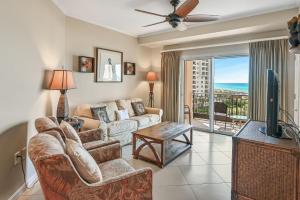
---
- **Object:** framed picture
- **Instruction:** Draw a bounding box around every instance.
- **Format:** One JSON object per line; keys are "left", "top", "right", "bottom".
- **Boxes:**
{"left": 96, "top": 48, "right": 123, "bottom": 82}
{"left": 79, "top": 56, "right": 94, "bottom": 73}
{"left": 124, "top": 62, "right": 136, "bottom": 75}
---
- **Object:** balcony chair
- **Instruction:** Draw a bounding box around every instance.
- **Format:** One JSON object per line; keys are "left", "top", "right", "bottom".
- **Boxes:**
{"left": 214, "top": 102, "right": 230, "bottom": 130}
{"left": 184, "top": 105, "right": 192, "bottom": 125}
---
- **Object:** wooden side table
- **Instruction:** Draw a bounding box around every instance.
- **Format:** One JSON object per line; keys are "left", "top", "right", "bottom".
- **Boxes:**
{"left": 65, "top": 117, "right": 84, "bottom": 132}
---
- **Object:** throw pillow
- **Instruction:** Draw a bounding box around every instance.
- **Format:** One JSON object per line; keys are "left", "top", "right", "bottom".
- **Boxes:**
{"left": 66, "top": 139, "right": 103, "bottom": 183}
{"left": 60, "top": 121, "right": 82, "bottom": 145}
{"left": 116, "top": 109, "right": 130, "bottom": 120}
{"left": 131, "top": 102, "right": 146, "bottom": 116}
{"left": 90, "top": 106, "right": 110, "bottom": 123}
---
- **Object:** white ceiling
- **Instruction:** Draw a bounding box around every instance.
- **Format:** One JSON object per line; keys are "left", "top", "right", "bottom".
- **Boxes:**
{"left": 52, "top": 0, "right": 298, "bottom": 37}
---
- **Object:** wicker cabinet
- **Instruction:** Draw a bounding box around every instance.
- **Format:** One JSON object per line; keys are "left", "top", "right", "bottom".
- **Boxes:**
{"left": 232, "top": 121, "right": 300, "bottom": 200}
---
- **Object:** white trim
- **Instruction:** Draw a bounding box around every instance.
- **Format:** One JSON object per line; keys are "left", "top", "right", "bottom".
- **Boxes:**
{"left": 161, "top": 36, "right": 288, "bottom": 53}
{"left": 7, "top": 175, "right": 38, "bottom": 200}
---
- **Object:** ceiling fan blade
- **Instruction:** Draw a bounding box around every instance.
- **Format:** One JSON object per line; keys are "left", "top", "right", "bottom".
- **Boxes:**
{"left": 175, "top": 0, "right": 199, "bottom": 18}
{"left": 184, "top": 14, "right": 220, "bottom": 22}
{"left": 143, "top": 20, "right": 167, "bottom": 27}
{"left": 135, "top": 9, "right": 167, "bottom": 18}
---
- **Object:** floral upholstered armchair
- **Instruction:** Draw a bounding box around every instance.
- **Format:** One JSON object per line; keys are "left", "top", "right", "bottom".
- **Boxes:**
{"left": 29, "top": 131, "right": 153, "bottom": 200}
{"left": 35, "top": 117, "right": 115, "bottom": 151}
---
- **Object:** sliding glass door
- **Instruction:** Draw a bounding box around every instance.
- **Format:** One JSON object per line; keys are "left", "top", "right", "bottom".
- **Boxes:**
{"left": 184, "top": 56, "right": 249, "bottom": 135}
{"left": 184, "top": 58, "right": 214, "bottom": 132}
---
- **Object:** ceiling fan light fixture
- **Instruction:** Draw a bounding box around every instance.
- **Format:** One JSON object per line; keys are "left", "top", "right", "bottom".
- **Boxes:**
{"left": 176, "top": 22, "right": 187, "bottom": 31}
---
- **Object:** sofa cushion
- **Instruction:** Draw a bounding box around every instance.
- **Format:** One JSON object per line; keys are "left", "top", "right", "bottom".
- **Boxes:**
{"left": 130, "top": 114, "right": 160, "bottom": 128}
{"left": 101, "top": 101, "right": 119, "bottom": 122}
{"left": 98, "top": 158, "right": 134, "bottom": 181}
{"left": 60, "top": 121, "right": 82, "bottom": 145}
{"left": 116, "top": 99, "right": 135, "bottom": 117}
{"left": 107, "top": 120, "right": 137, "bottom": 137}
{"left": 66, "top": 139, "right": 103, "bottom": 183}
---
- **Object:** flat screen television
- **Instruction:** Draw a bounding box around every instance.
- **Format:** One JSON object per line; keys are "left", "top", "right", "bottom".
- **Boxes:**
{"left": 259, "top": 69, "right": 282, "bottom": 138}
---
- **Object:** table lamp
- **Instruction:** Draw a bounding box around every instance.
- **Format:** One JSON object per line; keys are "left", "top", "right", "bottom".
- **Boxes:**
{"left": 146, "top": 71, "right": 158, "bottom": 107}
{"left": 48, "top": 70, "right": 76, "bottom": 122}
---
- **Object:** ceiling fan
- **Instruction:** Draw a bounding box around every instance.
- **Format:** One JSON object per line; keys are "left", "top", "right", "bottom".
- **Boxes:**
{"left": 135, "top": 0, "right": 219, "bottom": 31}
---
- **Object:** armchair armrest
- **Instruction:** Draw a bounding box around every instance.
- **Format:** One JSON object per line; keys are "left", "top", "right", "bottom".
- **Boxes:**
{"left": 145, "top": 107, "right": 163, "bottom": 118}
{"left": 74, "top": 168, "right": 152, "bottom": 200}
{"left": 83, "top": 139, "right": 120, "bottom": 151}
{"left": 78, "top": 128, "right": 108, "bottom": 143}
{"left": 88, "top": 142, "right": 121, "bottom": 163}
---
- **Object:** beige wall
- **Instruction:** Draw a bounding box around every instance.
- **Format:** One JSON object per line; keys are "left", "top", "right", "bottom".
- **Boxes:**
{"left": 0, "top": 0, "right": 65, "bottom": 199}
{"left": 65, "top": 17, "right": 153, "bottom": 110}
{"left": 0, "top": 2, "right": 156, "bottom": 200}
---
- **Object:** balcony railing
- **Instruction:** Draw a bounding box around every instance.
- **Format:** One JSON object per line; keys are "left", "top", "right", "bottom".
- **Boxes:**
{"left": 192, "top": 92, "right": 248, "bottom": 120}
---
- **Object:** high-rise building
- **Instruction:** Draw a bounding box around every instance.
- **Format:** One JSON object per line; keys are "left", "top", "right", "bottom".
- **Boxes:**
{"left": 192, "top": 59, "right": 210, "bottom": 96}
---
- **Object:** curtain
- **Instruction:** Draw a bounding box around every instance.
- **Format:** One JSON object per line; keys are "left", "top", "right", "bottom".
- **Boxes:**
{"left": 161, "top": 51, "right": 180, "bottom": 122}
{"left": 249, "top": 39, "right": 288, "bottom": 121}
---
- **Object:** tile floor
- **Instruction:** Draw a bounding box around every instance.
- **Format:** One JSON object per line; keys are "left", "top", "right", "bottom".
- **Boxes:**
{"left": 18, "top": 131, "right": 232, "bottom": 200}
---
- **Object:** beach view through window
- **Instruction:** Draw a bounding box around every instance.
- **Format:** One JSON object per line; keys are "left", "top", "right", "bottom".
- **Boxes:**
{"left": 214, "top": 56, "right": 249, "bottom": 94}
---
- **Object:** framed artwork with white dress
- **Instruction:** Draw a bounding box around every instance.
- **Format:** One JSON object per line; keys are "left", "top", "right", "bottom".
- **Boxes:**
{"left": 95, "top": 48, "right": 123, "bottom": 82}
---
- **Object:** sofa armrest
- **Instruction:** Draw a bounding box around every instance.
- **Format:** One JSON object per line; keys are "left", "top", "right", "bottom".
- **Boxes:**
{"left": 88, "top": 142, "right": 121, "bottom": 163}
{"left": 79, "top": 168, "right": 152, "bottom": 200}
{"left": 75, "top": 116, "right": 108, "bottom": 131}
{"left": 145, "top": 107, "right": 163, "bottom": 118}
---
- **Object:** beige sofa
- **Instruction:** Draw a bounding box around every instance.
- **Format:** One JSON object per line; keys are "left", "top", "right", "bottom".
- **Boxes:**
{"left": 74, "top": 98, "right": 163, "bottom": 145}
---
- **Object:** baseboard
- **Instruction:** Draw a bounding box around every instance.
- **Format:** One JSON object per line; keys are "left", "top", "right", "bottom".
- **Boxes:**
{"left": 8, "top": 174, "right": 38, "bottom": 200}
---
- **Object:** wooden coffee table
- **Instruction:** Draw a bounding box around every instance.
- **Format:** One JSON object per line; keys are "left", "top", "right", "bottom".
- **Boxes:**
{"left": 132, "top": 122, "right": 193, "bottom": 168}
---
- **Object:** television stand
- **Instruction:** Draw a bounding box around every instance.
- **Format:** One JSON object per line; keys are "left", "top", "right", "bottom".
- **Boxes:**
{"left": 232, "top": 120, "right": 300, "bottom": 200}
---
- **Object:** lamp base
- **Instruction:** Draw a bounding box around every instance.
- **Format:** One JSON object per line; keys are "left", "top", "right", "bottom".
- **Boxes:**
{"left": 148, "top": 82, "right": 155, "bottom": 107}
{"left": 57, "top": 90, "right": 69, "bottom": 123}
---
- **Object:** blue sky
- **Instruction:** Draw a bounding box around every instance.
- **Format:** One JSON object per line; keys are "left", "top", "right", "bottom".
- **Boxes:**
{"left": 214, "top": 56, "right": 249, "bottom": 83}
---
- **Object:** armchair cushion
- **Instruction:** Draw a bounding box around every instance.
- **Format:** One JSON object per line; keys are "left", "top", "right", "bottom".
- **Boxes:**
{"left": 60, "top": 121, "right": 82, "bottom": 145}
{"left": 107, "top": 120, "right": 137, "bottom": 137}
{"left": 66, "top": 139, "right": 103, "bottom": 183}
{"left": 98, "top": 159, "right": 134, "bottom": 181}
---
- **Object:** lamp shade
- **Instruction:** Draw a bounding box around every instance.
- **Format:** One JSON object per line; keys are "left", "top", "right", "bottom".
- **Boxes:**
{"left": 48, "top": 70, "right": 76, "bottom": 90}
{"left": 146, "top": 71, "right": 158, "bottom": 82}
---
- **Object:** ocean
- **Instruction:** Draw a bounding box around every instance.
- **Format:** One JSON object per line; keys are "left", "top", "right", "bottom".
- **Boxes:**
{"left": 214, "top": 83, "right": 249, "bottom": 93}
